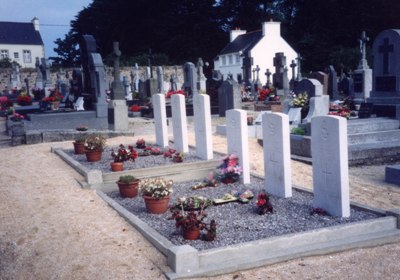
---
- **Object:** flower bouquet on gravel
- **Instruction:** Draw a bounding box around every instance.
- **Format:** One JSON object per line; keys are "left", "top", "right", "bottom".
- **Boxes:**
{"left": 256, "top": 191, "right": 273, "bottom": 215}
{"left": 216, "top": 154, "right": 242, "bottom": 184}
{"left": 140, "top": 178, "right": 173, "bottom": 214}
{"left": 136, "top": 138, "right": 146, "bottom": 149}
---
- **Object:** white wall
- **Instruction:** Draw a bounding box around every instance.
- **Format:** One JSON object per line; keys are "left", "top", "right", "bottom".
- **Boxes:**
{"left": 251, "top": 22, "right": 297, "bottom": 85}
{"left": 215, "top": 52, "right": 243, "bottom": 81}
{"left": 0, "top": 43, "right": 45, "bottom": 68}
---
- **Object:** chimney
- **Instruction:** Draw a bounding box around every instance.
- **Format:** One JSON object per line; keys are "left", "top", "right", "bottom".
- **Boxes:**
{"left": 31, "top": 17, "right": 39, "bottom": 31}
{"left": 230, "top": 27, "right": 246, "bottom": 42}
{"left": 262, "top": 20, "right": 280, "bottom": 37}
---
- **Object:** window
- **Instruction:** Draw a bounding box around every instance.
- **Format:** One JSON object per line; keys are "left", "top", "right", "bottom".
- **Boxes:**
{"left": 23, "top": 50, "right": 31, "bottom": 63}
{"left": 0, "top": 50, "right": 9, "bottom": 59}
{"left": 14, "top": 52, "right": 19, "bottom": 59}
{"left": 228, "top": 55, "right": 233, "bottom": 65}
{"left": 236, "top": 54, "right": 241, "bottom": 64}
{"left": 222, "top": 56, "right": 226, "bottom": 66}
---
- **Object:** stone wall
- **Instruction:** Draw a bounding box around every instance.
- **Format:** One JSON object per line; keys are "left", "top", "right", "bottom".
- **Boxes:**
{"left": 0, "top": 66, "right": 184, "bottom": 93}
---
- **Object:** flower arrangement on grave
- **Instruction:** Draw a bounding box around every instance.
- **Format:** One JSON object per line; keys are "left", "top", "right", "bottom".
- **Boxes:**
{"left": 84, "top": 134, "right": 106, "bottom": 151}
{"left": 165, "top": 89, "right": 186, "bottom": 99}
{"left": 111, "top": 144, "right": 138, "bottom": 163}
{"left": 256, "top": 191, "right": 273, "bottom": 215}
{"left": 136, "top": 138, "right": 146, "bottom": 149}
{"left": 172, "top": 151, "right": 184, "bottom": 163}
{"left": 163, "top": 148, "right": 176, "bottom": 158}
{"left": 9, "top": 113, "right": 24, "bottom": 122}
{"left": 216, "top": 154, "right": 242, "bottom": 184}
{"left": 116, "top": 175, "right": 140, "bottom": 198}
{"left": 169, "top": 198, "right": 217, "bottom": 241}
{"left": 139, "top": 178, "right": 173, "bottom": 200}
{"left": 0, "top": 96, "right": 13, "bottom": 112}
{"left": 17, "top": 93, "right": 32, "bottom": 106}
{"left": 137, "top": 146, "right": 152, "bottom": 156}
{"left": 130, "top": 105, "right": 141, "bottom": 112}
{"left": 291, "top": 92, "right": 309, "bottom": 109}
{"left": 328, "top": 102, "right": 351, "bottom": 119}
{"left": 171, "top": 196, "right": 213, "bottom": 211}
{"left": 150, "top": 147, "right": 163, "bottom": 155}
{"left": 42, "top": 89, "right": 64, "bottom": 103}
{"left": 258, "top": 87, "right": 277, "bottom": 102}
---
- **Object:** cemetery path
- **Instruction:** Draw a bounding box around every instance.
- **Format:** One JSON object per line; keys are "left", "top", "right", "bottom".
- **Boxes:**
{"left": 0, "top": 122, "right": 399, "bottom": 280}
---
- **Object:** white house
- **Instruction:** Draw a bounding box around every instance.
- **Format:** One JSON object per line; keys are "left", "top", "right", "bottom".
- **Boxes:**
{"left": 0, "top": 17, "right": 45, "bottom": 68}
{"left": 214, "top": 21, "right": 298, "bottom": 85}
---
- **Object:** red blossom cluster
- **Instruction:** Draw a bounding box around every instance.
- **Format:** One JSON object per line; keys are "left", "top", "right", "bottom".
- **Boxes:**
{"left": 256, "top": 191, "right": 273, "bottom": 215}
{"left": 166, "top": 90, "right": 186, "bottom": 99}
{"left": 111, "top": 144, "right": 138, "bottom": 163}
{"left": 130, "top": 105, "right": 141, "bottom": 112}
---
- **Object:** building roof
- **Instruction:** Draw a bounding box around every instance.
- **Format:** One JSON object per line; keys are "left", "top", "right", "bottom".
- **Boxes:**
{"left": 219, "top": 30, "right": 263, "bottom": 55}
{"left": 0, "top": 21, "right": 43, "bottom": 45}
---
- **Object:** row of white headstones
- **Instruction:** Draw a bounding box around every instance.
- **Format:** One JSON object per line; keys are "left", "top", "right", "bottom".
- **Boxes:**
{"left": 152, "top": 93, "right": 350, "bottom": 218}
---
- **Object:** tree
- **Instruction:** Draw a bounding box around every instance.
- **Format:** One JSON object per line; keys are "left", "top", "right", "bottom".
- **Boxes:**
{"left": 50, "top": 31, "right": 81, "bottom": 67}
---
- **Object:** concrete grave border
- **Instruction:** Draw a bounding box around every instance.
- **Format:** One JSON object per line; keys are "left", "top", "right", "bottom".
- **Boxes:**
{"left": 97, "top": 180, "right": 400, "bottom": 280}
{"left": 52, "top": 145, "right": 221, "bottom": 189}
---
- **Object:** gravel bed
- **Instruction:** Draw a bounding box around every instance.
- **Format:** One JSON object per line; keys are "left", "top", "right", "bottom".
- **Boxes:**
{"left": 106, "top": 176, "right": 381, "bottom": 251}
{"left": 64, "top": 143, "right": 223, "bottom": 172}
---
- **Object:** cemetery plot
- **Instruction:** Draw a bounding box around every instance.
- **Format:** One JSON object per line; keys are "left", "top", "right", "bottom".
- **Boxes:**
{"left": 105, "top": 176, "right": 381, "bottom": 250}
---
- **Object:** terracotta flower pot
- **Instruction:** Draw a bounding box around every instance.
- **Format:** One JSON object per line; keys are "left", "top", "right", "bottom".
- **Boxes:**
{"left": 50, "top": 101, "right": 60, "bottom": 111}
{"left": 117, "top": 180, "right": 139, "bottom": 198}
{"left": 85, "top": 149, "right": 102, "bottom": 162}
{"left": 143, "top": 196, "right": 170, "bottom": 214}
{"left": 111, "top": 162, "right": 124, "bottom": 172}
{"left": 73, "top": 142, "right": 86, "bottom": 154}
{"left": 182, "top": 227, "right": 200, "bottom": 240}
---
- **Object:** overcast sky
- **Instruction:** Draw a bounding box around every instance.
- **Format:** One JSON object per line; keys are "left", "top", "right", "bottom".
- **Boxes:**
{"left": 0, "top": 0, "right": 93, "bottom": 58}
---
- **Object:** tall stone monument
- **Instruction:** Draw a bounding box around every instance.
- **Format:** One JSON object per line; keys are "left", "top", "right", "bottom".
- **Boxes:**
{"left": 108, "top": 42, "right": 128, "bottom": 131}
{"left": 353, "top": 31, "right": 373, "bottom": 104}
{"left": 367, "top": 29, "right": 400, "bottom": 119}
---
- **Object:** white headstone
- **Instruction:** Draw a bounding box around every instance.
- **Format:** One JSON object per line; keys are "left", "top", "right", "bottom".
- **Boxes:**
{"left": 171, "top": 94, "right": 189, "bottom": 153}
{"left": 262, "top": 112, "right": 292, "bottom": 197}
{"left": 193, "top": 94, "right": 213, "bottom": 160}
{"left": 311, "top": 115, "right": 350, "bottom": 217}
{"left": 152, "top": 94, "right": 169, "bottom": 147}
{"left": 226, "top": 109, "right": 250, "bottom": 184}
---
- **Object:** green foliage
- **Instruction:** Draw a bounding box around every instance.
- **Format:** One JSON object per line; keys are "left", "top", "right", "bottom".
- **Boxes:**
{"left": 291, "top": 127, "right": 305, "bottom": 135}
{"left": 118, "top": 175, "right": 138, "bottom": 183}
{"left": 50, "top": 31, "right": 81, "bottom": 67}
{"left": 0, "top": 58, "right": 12, "bottom": 68}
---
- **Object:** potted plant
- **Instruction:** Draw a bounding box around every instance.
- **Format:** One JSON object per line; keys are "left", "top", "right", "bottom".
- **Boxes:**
{"left": 73, "top": 135, "right": 86, "bottom": 154}
{"left": 169, "top": 198, "right": 216, "bottom": 241}
{"left": 139, "top": 178, "right": 173, "bottom": 214}
{"left": 110, "top": 144, "right": 138, "bottom": 171}
{"left": 116, "top": 175, "right": 140, "bottom": 198}
{"left": 136, "top": 138, "right": 146, "bottom": 149}
{"left": 216, "top": 154, "right": 242, "bottom": 184}
{"left": 84, "top": 134, "right": 106, "bottom": 162}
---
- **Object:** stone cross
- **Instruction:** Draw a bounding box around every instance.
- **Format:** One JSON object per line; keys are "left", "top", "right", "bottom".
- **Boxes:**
{"left": 290, "top": 60, "right": 297, "bottom": 81}
{"left": 252, "top": 68, "right": 256, "bottom": 83}
{"left": 112, "top": 42, "right": 122, "bottom": 82}
{"left": 255, "top": 65, "right": 260, "bottom": 84}
{"left": 358, "top": 31, "right": 370, "bottom": 69}
{"left": 378, "top": 38, "right": 393, "bottom": 74}
{"left": 196, "top": 57, "right": 205, "bottom": 79}
{"left": 265, "top": 69, "right": 271, "bottom": 87}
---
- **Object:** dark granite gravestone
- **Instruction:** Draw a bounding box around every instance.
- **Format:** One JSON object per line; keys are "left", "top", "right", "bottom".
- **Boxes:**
{"left": 326, "top": 65, "right": 339, "bottom": 101}
{"left": 272, "top": 52, "right": 286, "bottom": 89}
{"left": 309, "top": 71, "right": 328, "bottom": 96}
{"left": 183, "top": 62, "right": 198, "bottom": 96}
{"left": 218, "top": 78, "right": 241, "bottom": 117}
{"left": 80, "top": 35, "right": 97, "bottom": 95}
{"left": 367, "top": 29, "right": 400, "bottom": 119}
{"left": 358, "top": 102, "right": 373, "bottom": 118}
{"left": 206, "top": 70, "right": 223, "bottom": 106}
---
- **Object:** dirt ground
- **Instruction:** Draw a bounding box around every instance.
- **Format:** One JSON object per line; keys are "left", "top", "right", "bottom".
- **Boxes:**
{"left": 1, "top": 121, "right": 399, "bottom": 280}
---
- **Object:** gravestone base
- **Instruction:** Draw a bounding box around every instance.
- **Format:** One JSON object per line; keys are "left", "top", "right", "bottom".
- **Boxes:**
{"left": 369, "top": 104, "right": 400, "bottom": 119}
{"left": 109, "top": 100, "right": 128, "bottom": 131}
{"left": 385, "top": 165, "right": 400, "bottom": 185}
{"left": 95, "top": 102, "right": 108, "bottom": 118}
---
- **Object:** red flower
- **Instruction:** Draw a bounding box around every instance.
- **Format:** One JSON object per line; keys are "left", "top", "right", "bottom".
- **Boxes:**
{"left": 130, "top": 105, "right": 141, "bottom": 112}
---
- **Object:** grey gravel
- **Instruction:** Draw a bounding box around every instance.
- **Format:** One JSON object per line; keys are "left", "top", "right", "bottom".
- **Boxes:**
{"left": 64, "top": 143, "right": 223, "bottom": 172}
{"left": 106, "top": 177, "right": 380, "bottom": 251}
